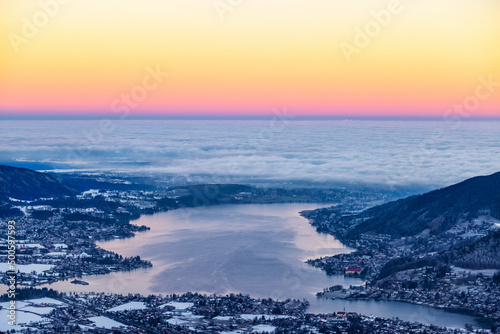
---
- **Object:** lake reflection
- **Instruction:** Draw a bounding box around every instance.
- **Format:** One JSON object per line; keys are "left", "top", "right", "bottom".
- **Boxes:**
{"left": 41, "top": 203, "right": 489, "bottom": 329}
{"left": 97, "top": 203, "right": 359, "bottom": 299}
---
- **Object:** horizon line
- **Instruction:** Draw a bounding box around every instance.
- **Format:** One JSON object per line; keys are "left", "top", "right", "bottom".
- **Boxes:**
{"left": 0, "top": 114, "right": 499, "bottom": 121}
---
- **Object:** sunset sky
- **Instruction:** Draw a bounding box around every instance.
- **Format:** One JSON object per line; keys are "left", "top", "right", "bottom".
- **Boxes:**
{"left": 1, "top": 0, "right": 499, "bottom": 118}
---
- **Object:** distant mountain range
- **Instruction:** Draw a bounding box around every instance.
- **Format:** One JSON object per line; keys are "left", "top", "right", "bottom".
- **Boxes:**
{"left": 0, "top": 165, "right": 75, "bottom": 201}
{"left": 345, "top": 171, "right": 500, "bottom": 239}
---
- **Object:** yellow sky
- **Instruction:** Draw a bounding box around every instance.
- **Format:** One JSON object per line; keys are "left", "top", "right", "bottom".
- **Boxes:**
{"left": 1, "top": 0, "right": 499, "bottom": 116}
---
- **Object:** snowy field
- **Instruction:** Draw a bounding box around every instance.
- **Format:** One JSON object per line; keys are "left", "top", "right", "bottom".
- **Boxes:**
{"left": 252, "top": 324, "right": 276, "bottom": 333}
{"left": 107, "top": 301, "right": 147, "bottom": 312}
{"left": 161, "top": 301, "right": 194, "bottom": 310}
{"left": 452, "top": 266, "right": 499, "bottom": 277}
{"left": 240, "top": 314, "right": 295, "bottom": 320}
{"left": 87, "top": 316, "right": 126, "bottom": 329}
{"left": 0, "top": 298, "right": 65, "bottom": 331}
{"left": 0, "top": 263, "right": 55, "bottom": 274}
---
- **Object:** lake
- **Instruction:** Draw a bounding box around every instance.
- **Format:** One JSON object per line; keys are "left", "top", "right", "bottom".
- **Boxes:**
{"left": 42, "top": 203, "right": 489, "bottom": 328}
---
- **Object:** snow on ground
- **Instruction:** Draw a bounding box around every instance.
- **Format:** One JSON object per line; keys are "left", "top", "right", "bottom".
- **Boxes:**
{"left": 452, "top": 266, "right": 499, "bottom": 277}
{"left": 161, "top": 302, "right": 194, "bottom": 310}
{"left": 0, "top": 321, "right": 26, "bottom": 332}
{"left": 252, "top": 324, "right": 276, "bottom": 333}
{"left": 88, "top": 316, "right": 127, "bottom": 329}
{"left": 166, "top": 318, "right": 188, "bottom": 325}
{"left": 473, "top": 216, "right": 500, "bottom": 229}
{"left": 0, "top": 309, "right": 48, "bottom": 331}
{"left": 0, "top": 263, "right": 55, "bottom": 274}
{"left": 214, "top": 315, "right": 234, "bottom": 321}
{"left": 107, "top": 301, "right": 147, "bottom": 312}
{"left": 16, "top": 311, "right": 47, "bottom": 324}
{"left": 20, "top": 306, "right": 55, "bottom": 315}
{"left": 78, "top": 294, "right": 98, "bottom": 299}
{"left": 240, "top": 314, "right": 294, "bottom": 320}
{"left": 0, "top": 298, "right": 65, "bottom": 311}
{"left": 13, "top": 206, "right": 28, "bottom": 216}
{"left": 164, "top": 312, "right": 204, "bottom": 327}
{"left": 46, "top": 252, "right": 67, "bottom": 257}
{"left": 0, "top": 298, "right": 66, "bottom": 331}
{"left": 18, "top": 243, "right": 45, "bottom": 249}
{"left": 25, "top": 298, "right": 66, "bottom": 306}
{"left": 460, "top": 232, "right": 486, "bottom": 238}
{"left": 81, "top": 189, "right": 101, "bottom": 197}
{"left": 0, "top": 308, "right": 27, "bottom": 331}
{"left": 0, "top": 301, "right": 24, "bottom": 309}
{"left": 181, "top": 312, "right": 204, "bottom": 319}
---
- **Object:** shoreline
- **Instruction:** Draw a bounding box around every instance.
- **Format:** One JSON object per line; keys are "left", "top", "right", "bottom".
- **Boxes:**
{"left": 2, "top": 201, "right": 493, "bottom": 330}
{"left": 301, "top": 210, "right": 500, "bottom": 324}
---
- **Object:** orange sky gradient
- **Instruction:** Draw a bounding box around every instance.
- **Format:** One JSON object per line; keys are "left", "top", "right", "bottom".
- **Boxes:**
{"left": 1, "top": 0, "right": 499, "bottom": 118}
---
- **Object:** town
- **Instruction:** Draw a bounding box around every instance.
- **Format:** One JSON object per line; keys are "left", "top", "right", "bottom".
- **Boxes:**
{"left": 304, "top": 199, "right": 500, "bottom": 328}
{"left": 0, "top": 175, "right": 383, "bottom": 287}
{"left": 1, "top": 170, "right": 499, "bottom": 333}
{"left": 0, "top": 288, "right": 495, "bottom": 333}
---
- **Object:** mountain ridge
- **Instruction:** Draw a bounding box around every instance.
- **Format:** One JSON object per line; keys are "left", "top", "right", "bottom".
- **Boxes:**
{"left": 345, "top": 171, "right": 500, "bottom": 239}
{"left": 0, "top": 165, "right": 76, "bottom": 201}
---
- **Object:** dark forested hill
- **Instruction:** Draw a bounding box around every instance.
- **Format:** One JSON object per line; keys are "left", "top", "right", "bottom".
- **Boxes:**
{"left": 451, "top": 229, "right": 500, "bottom": 269}
{"left": 345, "top": 172, "right": 500, "bottom": 239}
{"left": 0, "top": 165, "right": 76, "bottom": 200}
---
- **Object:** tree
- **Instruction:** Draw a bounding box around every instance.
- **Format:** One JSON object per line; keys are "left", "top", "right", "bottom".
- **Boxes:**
{"left": 493, "top": 271, "right": 500, "bottom": 284}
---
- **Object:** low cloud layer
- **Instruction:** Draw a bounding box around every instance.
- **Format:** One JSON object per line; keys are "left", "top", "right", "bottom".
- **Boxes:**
{"left": 1, "top": 119, "right": 499, "bottom": 191}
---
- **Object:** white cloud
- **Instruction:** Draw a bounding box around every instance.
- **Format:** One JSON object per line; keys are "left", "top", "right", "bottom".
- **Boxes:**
{"left": 1, "top": 119, "right": 499, "bottom": 190}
